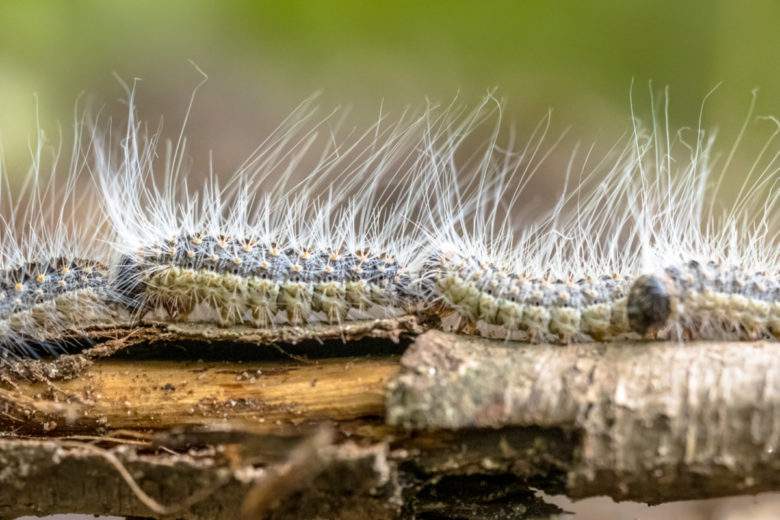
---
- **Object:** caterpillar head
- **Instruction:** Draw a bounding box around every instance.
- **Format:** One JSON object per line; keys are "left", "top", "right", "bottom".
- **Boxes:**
{"left": 627, "top": 274, "right": 675, "bottom": 336}
{"left": 111, "top": 254, "right": 147, "bottom": 309}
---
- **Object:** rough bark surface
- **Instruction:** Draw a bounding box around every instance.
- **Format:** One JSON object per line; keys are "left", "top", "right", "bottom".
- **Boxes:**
{"left": 0, "top": 323, "right": 778, "bottom": 518}
{"left": 388, "top": 330, "right": 780, "bottom": 502}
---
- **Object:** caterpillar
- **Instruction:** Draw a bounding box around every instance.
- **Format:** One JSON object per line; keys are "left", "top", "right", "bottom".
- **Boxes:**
{"left": 622, "top": 96, "right": 780, "bottom": 341}
{"left": 115, "top": 234, "right": 415, "bottom": 326}
{"left": 419, "top": 92, "right": 779, "bottom": 343}
{"left": 0, "top": 112, "right": 127, "bottom": 359}
{"left": 94, "top": 92, "right": 436, "bottom": 330}
{"left": 421, "top": 252, "right": 634, "bottom": 343}
{"left": 0, "top": 89, "right": 777, "bottom": 360}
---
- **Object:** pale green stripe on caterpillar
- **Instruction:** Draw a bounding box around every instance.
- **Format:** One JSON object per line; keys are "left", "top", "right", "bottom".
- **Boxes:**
{"left": 627, "top": 260, "right": 780, "bottom": 340}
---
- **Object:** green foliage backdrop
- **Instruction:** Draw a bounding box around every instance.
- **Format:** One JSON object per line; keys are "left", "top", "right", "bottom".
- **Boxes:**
{"left": 0, "top": 0, "right": 777, "bottom": 191}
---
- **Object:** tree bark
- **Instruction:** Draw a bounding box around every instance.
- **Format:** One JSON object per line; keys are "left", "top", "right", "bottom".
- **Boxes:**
{"left": 0, "top": 321, "right": 778, "bottom": 518}
{"left": 388, "top": 331, "right": 780, "bottom": 503}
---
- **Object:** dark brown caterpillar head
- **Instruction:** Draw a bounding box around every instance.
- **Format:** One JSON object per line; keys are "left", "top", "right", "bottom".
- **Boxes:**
{"left": 627, "top": 274, "right": 673, "bottom": 335}
{"left": 112, "top": 254, "right": 147, "bottom": 309}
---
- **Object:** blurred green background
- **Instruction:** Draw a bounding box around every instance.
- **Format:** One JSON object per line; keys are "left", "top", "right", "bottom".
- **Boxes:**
{"left": 0, "top": 0, "right": 778, "bottom": 187}
{"left": 2, "top": 5, "right": 776, "bottom": 517}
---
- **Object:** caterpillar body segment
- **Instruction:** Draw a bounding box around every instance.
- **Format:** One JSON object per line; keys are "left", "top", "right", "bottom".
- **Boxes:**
{"left": 0, "top": 258, "right": 125, "bottom": 358}
{"left": 628, "top": 260, "right": 780, "bottom": 340}
{"left": 422, "top": 252, "right": 636, "bottom": 343}
{"left": 0, "top": 106, "right": 126, "bottom": 359}
{"left": 0, "top": 258, "right": 108, "bottom": 318}
{"left": 115, "top": 233, "right": 419, "bottom": 327}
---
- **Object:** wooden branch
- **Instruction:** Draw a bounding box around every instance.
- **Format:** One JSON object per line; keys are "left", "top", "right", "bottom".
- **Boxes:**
{"left": 0, "top": 315, "right": 423, "bottom": 381}
{"left": 1, "top": 356, "right": 398, "bottom": 432}
{"left": 0, "top": 434, "right": 401, "bottom": 520}
{"left": 1, "top": 324, "right": 779, "bottom": 518}
{"left": 387, "top": 331, "right": 780, "bottom": 503}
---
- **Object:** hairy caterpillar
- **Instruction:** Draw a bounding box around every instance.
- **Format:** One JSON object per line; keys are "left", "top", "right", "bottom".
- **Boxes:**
{"left": 0, "top": 113, "right": 126, "bottom": 359}
{"left": 0, "top": 89, "right": 777, "bottom": 359}
{"left": 116, "top": 234, "right": 414, "bottom": 326}
{"left": 0, "top": 258, "right": 112, "bottom": 334}
{"left": 419, "top": 93, "right": 779, "bottom": 343}
{"left": 95, "top": 92, "right": 436, "bottom": 330}
{"left": 421, "top": 252, "right": 634, "bottom": 343}
{"left": 622, "top": 95, "right": 780, "bottom": 341}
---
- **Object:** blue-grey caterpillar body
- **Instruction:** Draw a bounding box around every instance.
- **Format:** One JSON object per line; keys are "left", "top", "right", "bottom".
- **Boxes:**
{"left": 0, "top": 258, "right": 121, "bottom": 357}
{"left": 116, "top": 232, "right": 417, "bottom": 327}
{"left": 421, "top": 252, "right": 635, "bottom": 343}
{"left": 627, "top": 260, "right": 780, "bottom": 340}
